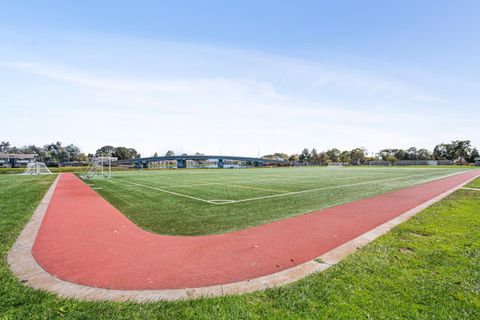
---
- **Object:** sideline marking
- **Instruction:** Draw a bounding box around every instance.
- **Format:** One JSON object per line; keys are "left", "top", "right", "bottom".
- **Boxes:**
{"left": 118, "top": 179, "right": 215, "bottom": 204}
{"left": 461, "top": 187, "right": 480, "bottom": 191}
{"left": 216, "top": 170, "right": 467, "bottom": 205}
{"left": 115, "top": 169, "right": 466, "bottom": 205}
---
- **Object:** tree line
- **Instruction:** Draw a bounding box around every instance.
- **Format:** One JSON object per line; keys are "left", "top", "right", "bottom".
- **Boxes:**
{"left": 263, "top": 140, "right": 479, "bottom": 165}
{"left": 2, "top": 139, "right": 478, "bottom": 165}
{"left": 0, "top": 141, "right": 141, "bottom": 163}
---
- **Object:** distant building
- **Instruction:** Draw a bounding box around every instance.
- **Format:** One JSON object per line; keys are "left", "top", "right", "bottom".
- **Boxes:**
{"left": 475, "top": 158, "right": 480, "bottom": 166}
{"left": 0, "top": 153, "right": 36, "bottom": 167}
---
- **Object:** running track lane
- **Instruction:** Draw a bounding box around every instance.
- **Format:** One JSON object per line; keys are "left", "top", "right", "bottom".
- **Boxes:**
{"left": 32, "top": 171, "right": 479, "bottom": 290}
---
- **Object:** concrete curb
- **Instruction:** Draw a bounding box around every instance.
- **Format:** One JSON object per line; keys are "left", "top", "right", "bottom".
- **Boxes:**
{"left": 7, "top": 172, "right": 479, "bottom": 302}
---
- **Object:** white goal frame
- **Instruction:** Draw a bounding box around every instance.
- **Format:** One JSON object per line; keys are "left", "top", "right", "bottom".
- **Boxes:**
{"left": 21, "top": 162, "right": 52, "bottom": 175}
{"left": 328, "top": 162, "right": 345, "bottom": 168}
{"left": 81, "top": 156, "right": 117, "bottom": 179}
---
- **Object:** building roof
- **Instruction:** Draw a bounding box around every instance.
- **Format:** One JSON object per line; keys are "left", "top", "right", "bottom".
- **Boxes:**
{"left": 0, "top": 153, "right": 36, "bottom": 159}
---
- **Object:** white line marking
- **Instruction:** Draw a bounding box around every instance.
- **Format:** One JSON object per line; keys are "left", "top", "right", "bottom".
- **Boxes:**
{"left": 116, "top": 169, "right": 469, "bottom": 205}
{"left": 208, "top": 199, "right": 237, "bottom": 204}
{"left": 214, "top": 170, "right": 468, "bottom": 205}
{"left": 461, "top": 187, "right": 480, "bottom": 191}
{"left": 116, "top": 179, "right": 215, "bottom": 204}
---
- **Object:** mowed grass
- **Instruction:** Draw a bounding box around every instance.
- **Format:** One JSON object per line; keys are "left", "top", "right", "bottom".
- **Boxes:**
{"left": 1, "top": 174, "right": 479, "bottom": 319}
{"left": 87, "top": 166, "right": 473, "bottom": 235}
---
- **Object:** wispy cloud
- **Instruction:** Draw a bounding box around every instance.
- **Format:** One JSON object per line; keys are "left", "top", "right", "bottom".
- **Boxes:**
{"left": 0, "top": 36, "right": 474, "bottom": 155}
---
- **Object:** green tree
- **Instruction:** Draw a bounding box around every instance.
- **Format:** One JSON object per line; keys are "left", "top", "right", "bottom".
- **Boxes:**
{"left": 326, "top": 148, "right": 341, "bottom": 162}
{"left": 417, "top": 148, "right": 432, "bottom": 160}
{"left": 450, "top": 140, "right": 471, "bottom": 163}
{"left": 318, "top": 151, "right": 329, "bottom": 165}
{"left": 165, "top": 150, "right": 175, "bottom": 157}
{"left": 0, "top": 141, "right": 10, "bottom": 152}
{"left": 433, "top": 143, "right": 450, "bottom": 160}
{"left": 406, "top": 147, "right": 418, "bottom": 160}
{"left": 299, "top": 148, "right": 311, "bottom": 164}
{"left": 339, "top": 150, "right": 351, "bottom": 164}
{"left": 288, "top": 154, "right": 300, "bottom": 162}
{"left": 393, "top": 149, "right": 406, "bottom": 161}
{"left": 378, "top": 149, "right": 397, "bottom": 162}
{"left": 469, "top": 148, "right": 479, "bottom": 163}
{"left": 95, "top": 145, "right": 115, "bottom": 157}
{"left": 310, "top": 149, "right": 320, "bottom": 165}
{"left": 350, "top": 148, "right": 366, "bottom": 165}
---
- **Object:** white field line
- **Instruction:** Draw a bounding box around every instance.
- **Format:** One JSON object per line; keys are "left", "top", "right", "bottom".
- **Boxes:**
{"left": 114, "top": 168, "right": 457, "bottom": 188}
{"left": 461, "top": 187, "right": 480, "bottom": 191}
{"left": 118, "top": 179, "right": 215, "bottom": 204}
{"left": 215, "top": 183, "right": 290, "bottom": 193}
{"left": 115, "top": 169, "right": 467, "bottom": 205}
{"left": 162, "top": 170, "right": 455, "bottom": 188}
{"left": 214, "top": 169, "right": 468, "bottom": 205}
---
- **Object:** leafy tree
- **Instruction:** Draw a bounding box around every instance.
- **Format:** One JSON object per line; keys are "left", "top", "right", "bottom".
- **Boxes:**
{"left": 153, "top": 152, "right": 158, "bottom": 157}
{"left": 165, "top": 150, "right": 175, "bottom": 157}
{"left": 299, "top": 148, "right": 311, "bottom": 164}
{"left": 318, "top": 151, "right": 329, "bottom": 165}
{"left": 469, "top": 148, "right": 479, "bottom": 163}
{"left": 378, "top": 149, "right": 397, "bottom": 162}
{"left": 350, "top": 148, "right": 366, "bottom": 164}
{"left": 339, "top": 150, "right": 351, "bottom": 164}
{"left": 450, "top": 140, "right": 471, "bottom": 163}
{"left": 310, "top": 149, "right": 320, "bottom": 165}
{"left": 288, "top": 154, "right": 300, "bottom": 162}
{"left": 406, "top": 147, "right": 418, "bottom": 160}
{"left": 433, "top": 143, "right": 450, "bottom": 160}
{"left": 417, "top": 148, "right": 432, "bottom": 160}
{"left": 326, "top": 148, "right": 341, "bottom": 162}
{"left": 95, "top": 145, "right": 139, "bottom": 160}
{"left": 0, "top": 141, "right": 10, "bottom": 152}
{"left": 95, "top": 145, "right": 115, "bottom": 156}
{"left": 393, "top": 149, "right": 406, "bottom": 161}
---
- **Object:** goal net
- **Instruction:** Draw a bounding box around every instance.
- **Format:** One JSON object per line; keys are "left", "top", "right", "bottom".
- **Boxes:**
{"left": 328, "top": 162, "right": 344, "bottom": 167}
{"left": 81, "top": 156, "right": 117, "bottom": 179}
{"left": 21, "top": 162, "right": 52, "bottom": 175}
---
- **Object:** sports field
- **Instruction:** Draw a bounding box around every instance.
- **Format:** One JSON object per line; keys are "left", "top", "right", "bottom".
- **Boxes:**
{"left": 87, "top": 166, "right": 473, "bottom": 235}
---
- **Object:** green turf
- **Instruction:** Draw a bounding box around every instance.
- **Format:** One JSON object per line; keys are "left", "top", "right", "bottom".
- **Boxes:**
{"left": 86, "top": 166, "right": 475, "bottom": 235}
{"left": 1, "top": 174, "right": 479, "bottom": 319}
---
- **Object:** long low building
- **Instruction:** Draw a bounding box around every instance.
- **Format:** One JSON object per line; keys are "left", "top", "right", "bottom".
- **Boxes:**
{"left": 118, "top": 155, "right": 284, "bottom": 169}
{"left": 0, "top": 153, "right": 36, "bottom": 167}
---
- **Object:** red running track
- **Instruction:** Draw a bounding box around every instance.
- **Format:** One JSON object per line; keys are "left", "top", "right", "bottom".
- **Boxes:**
{"left": 32, "top": 171, "right": 479, "bottom": 290}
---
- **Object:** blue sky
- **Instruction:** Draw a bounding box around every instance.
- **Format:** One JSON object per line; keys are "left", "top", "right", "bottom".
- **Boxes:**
{"left": 1, "top": 1, "right": 478, "bottom": 156}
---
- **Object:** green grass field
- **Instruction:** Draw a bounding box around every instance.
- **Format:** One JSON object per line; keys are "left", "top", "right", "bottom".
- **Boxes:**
{"left": 1, "top": 173, "right": 479, "bottom": 319}
{"left": 87, "top": 166, "right": 473, "bottom": 235}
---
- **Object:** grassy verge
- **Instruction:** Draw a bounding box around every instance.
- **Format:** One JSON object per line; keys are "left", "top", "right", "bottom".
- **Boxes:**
{"left": 1, "top": 175, "right": 479, "bottom": 319}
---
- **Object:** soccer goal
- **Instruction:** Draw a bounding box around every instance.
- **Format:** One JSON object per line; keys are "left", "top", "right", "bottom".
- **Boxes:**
{"left": 21, "top": 162, "right": 52, "bottom": 175}
{"left": 81, "top": 156, "right": 117, "bottom": 179}
{"left": 328, "top": 162, "right": 344, "bottom": 168}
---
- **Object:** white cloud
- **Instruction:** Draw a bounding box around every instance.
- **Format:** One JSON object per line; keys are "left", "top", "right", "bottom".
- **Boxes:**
{"left": 0, "top": 37, "right": 477, "bottom": 156}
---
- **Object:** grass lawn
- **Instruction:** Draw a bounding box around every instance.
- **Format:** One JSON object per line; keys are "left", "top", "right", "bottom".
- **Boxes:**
{"left": 87, "top": 166, "right": 473, "bottom": 235}
{"left": 0, "top": 174, "right": 479, "bottom": 319}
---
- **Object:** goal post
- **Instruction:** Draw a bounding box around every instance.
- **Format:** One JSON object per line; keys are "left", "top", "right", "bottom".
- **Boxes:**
{"left": 21, "top": 162, "right": 52, "bottom": 175}
{"left": 328, "top": 162, "right": 344, "bottom": 168}
{"left": 81, "top": 156, "right": 117, "bottom": 179}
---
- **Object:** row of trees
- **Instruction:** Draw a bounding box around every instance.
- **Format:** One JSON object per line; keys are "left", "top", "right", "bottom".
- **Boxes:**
{"left": 379, "top": 141, "right": 478, "bottom": 163}
{"left": 0, "top": 141, "right": 87, "bottom": 162}
{"left": 95, "top": 146, "right": 141, "bottom": 160}
{"left": 0, "top": 142, "right": 141, "bottom": 162}
{"left": 263, "top": 140, "right": 478, "bottom": 165}
{"left": 263, "top": 147, "right": 369, "bottom": 165}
